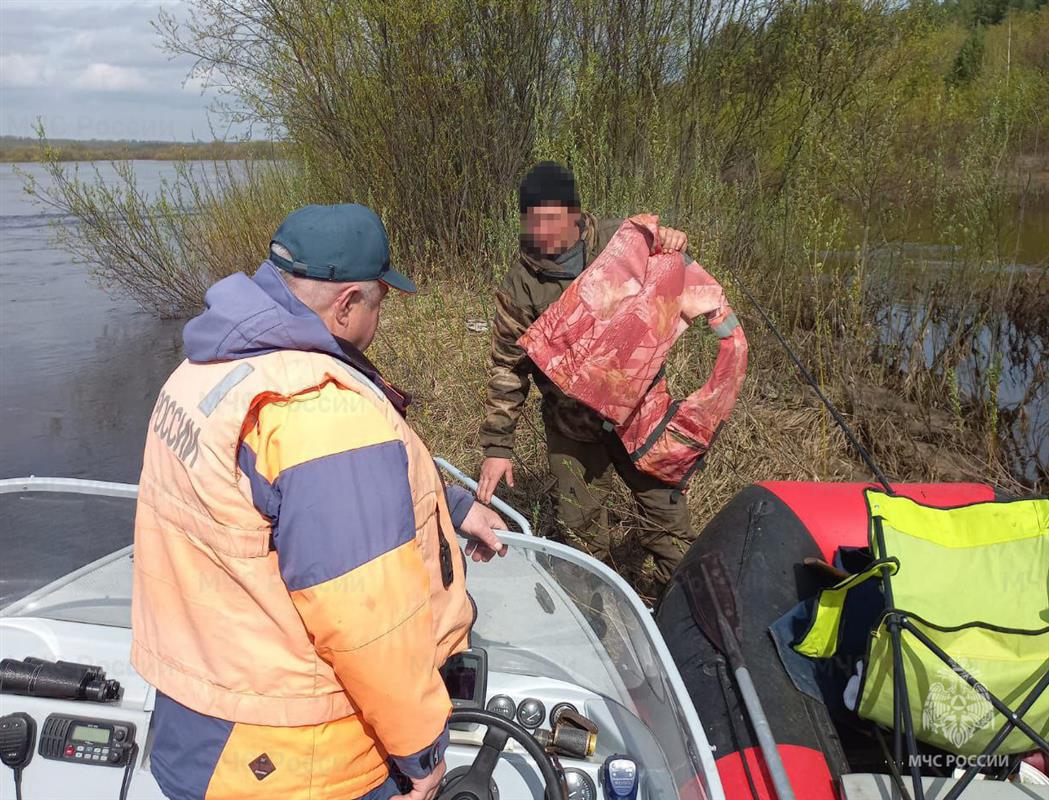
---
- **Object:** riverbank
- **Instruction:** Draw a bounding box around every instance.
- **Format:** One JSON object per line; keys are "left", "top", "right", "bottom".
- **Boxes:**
{"left": 0, "top": 136, "right": 277, "bottom": 163}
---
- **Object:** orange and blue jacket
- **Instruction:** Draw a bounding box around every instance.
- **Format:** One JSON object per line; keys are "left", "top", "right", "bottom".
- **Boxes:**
{"left": 130, "top": 261, "right": 475, "bottom": 800}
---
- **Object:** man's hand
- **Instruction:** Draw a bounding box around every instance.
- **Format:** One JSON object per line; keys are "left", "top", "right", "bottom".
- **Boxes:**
{"left": 477, "top": 456, "right": 513, "bottom": 503}
{"left": 394, "top": 760, "right": 447, "bottom": 800}
{"left": 459, "top": 501, "right": 508, "bottom": 562}
{"left": 657, "top": 226, "right": 688, "bottom": 253}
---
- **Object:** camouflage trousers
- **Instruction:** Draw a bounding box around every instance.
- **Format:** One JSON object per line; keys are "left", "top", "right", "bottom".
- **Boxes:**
{"left": 545, "top": 426, "right": 696, "bottom": 589}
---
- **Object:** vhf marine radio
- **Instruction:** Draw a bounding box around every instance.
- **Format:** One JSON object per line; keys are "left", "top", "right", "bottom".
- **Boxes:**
{"left": 38, "top": 714, "right": 136, "bottom": 767}
{"left": 1, "top": 658, "right": 139, "bottom": 800}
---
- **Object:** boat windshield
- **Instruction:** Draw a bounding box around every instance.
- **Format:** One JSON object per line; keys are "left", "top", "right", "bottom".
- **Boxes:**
{"left": 0, "top": 487, "right": 136, "bottom": 611}
{"left": 1, "top": 485, "right": 715, "bottom": 800}
{"left": 470, "top": 538, "right": 713, "bottom": 799}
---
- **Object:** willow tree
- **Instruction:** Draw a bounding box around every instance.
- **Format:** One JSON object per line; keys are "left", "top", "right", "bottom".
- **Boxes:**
{"left": 156, "top": 0, "right": 566, "bottom": 270}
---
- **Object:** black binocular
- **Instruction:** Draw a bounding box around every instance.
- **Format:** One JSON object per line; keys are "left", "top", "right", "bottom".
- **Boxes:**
{"left": 0, "top": 657, "right": 121, "bottom": 703}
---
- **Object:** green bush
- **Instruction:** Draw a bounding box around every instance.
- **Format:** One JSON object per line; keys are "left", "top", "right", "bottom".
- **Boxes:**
{"left": 949, "top": 25, "right": 987, "bottom": 86}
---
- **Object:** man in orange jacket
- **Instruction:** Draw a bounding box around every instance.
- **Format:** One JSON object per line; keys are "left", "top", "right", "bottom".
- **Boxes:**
{"left": 132, "top": 204, "right": 506, "bottom": 800}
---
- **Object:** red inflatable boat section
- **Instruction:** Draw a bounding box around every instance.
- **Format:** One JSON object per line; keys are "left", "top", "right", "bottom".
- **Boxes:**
{"left": 758, "top": 481, "right": 994, "bottom": 562}
{"left": 716, "top": 745, "right": 836, "bottom": 799}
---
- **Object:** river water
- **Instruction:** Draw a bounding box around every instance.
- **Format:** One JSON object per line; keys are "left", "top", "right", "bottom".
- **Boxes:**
{"left": 0, "top": 162, "right": 184, "bottom": 604}
{"left": 0, "top": 160, "right": 1045, "bottom": 604}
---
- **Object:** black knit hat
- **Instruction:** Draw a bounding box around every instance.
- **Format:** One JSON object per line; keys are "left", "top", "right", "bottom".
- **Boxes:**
{"left": 519, "top": 161, "right": 579, "bottom": 213}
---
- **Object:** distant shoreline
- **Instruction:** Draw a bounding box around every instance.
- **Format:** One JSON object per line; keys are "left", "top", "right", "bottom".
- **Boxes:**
{"left": 0, "top": 137, "right": 279, "bottom": 163}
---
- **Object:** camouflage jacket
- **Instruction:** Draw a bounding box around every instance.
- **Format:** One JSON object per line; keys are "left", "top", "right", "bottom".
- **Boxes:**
{"left": 480, "top": 214, "right": 622, "bottom": 458}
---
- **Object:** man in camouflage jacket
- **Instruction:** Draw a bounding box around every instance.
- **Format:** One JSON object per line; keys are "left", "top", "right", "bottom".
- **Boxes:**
{"left": 477, "top": 162, "right": 695, "bottom": 593}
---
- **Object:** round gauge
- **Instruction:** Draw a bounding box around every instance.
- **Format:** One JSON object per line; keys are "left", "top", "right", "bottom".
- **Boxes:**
{"left": 549, "top": 701, "right": 579, "bottom": 727}
{"left": 516, "top": 697, "right": 546, "bottom": 729}
{"left": 486, "top": 694, "right": 517, "bottom": 721}
{"left": 564, "top": 768, "right": 597, "bottom": 800}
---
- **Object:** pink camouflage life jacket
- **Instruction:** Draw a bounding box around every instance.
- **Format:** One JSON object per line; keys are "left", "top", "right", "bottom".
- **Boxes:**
{"left": 518, "top": 214, "right": 748, "bottom": 488}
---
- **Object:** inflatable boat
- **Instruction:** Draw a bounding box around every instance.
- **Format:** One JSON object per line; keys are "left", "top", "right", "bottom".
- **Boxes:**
{"left": 658, "top": 481, "right": 1049, "bottom": 800}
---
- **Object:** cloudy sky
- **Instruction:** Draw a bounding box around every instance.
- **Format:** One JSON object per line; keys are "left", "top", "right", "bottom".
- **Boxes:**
{"left": 1, "top": 0, "right": 242, "bottom": 142}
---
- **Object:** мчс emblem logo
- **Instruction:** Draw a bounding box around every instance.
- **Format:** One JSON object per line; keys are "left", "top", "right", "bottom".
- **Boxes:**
{"left": 921, "top": 662, "right": 993, "bottom": 749}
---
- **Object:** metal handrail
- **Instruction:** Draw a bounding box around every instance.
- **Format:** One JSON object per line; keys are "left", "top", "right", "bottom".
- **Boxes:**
{"left": 434, "top": 457, "right": 533, "bottom": 536}
{"left": 0, "top": 476, "right": 138, "bottom": 498}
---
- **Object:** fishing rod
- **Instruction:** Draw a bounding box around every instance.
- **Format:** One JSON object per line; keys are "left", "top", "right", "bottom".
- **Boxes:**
{"left": 723, "top": 264, "right": 895, "bottom": 495}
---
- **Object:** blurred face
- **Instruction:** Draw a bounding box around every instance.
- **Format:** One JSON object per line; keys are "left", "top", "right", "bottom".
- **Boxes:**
{"left": 332, "top": 281, "right": 389, "bottom": 350}
{"left": 522, "top": 203, "right": 582, "bottom": 258}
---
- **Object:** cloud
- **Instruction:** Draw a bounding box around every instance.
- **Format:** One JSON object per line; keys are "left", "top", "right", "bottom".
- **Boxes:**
{"left": 71, "top": 63, "right": 149, "bottom": 92}
{"left": 181, "top": 74, "right": 209, "bottom": 93}
{"left": 0, "top": 53, "right": 54, "bottom": 88}
{"left": 0, "top": 1, "right": 252, "bottom": 141}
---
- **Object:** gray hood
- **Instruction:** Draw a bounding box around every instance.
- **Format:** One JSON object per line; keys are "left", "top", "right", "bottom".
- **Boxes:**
{"left": 183, "top": 261, "right": 346, "bottom": 364}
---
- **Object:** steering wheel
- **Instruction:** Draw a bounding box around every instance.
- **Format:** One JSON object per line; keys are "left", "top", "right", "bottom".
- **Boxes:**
{"left": 436, "top": 709, "right": 565, "bottom": 800}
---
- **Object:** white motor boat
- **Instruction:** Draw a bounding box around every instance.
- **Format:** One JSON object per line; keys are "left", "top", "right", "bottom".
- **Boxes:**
{"left": 0, "top": 462, "right": 723, "bottom": 800}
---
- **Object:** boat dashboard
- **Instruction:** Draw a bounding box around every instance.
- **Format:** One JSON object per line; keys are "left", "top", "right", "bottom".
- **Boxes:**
{"left": 1, "top": 619, "right": 655, "bottom": 800}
